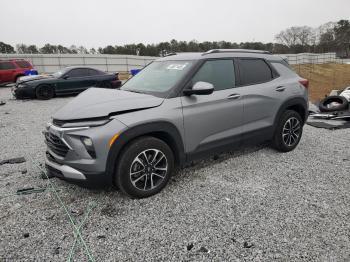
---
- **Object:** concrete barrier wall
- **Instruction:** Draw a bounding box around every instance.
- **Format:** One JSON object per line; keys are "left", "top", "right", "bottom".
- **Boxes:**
{"left": 0, "top": 54, "right": 156, "bottom": 73}
{"left": 0, "top": 52, "right": 342, "bottom": 73}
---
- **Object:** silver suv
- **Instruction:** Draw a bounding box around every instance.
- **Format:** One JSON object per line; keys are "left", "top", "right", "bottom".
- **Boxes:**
{"left": 44, "top": 49, "right": 308, "bottom": 198}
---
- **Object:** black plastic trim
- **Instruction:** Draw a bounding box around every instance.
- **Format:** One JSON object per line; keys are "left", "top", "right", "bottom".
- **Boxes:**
{"left": 187, "top": 133, "right": 241, "bottom": 162}
{"left": 273, "top": 97, "right": 308, "bottom": 127}
{"left": 106, "top": 121, "right": 186, "bottom": 183}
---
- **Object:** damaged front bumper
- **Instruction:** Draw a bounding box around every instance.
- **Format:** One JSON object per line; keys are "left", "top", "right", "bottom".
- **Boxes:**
{"left": 43, "top": 118, "right": 127, "bottom": 187}
{"left": 11, "top": 85, "right": 35, "bottom": 98}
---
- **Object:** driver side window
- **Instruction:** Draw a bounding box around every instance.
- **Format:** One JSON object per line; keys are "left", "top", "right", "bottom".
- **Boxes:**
{"left": 67, "top": 69, "right": 88, "bottom": 78}
{"left": 192, "top": 60, "right": 235, "bottom": 91}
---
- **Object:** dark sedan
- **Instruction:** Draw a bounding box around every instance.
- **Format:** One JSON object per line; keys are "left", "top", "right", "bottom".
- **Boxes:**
{"left": 12, "top": 66, "right": 122, "bottom": 99}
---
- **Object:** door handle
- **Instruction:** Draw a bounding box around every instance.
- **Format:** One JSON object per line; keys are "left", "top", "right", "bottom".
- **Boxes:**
{"left": 227, "top": 94, "right": 241, "bottom": 100}
{"left": 275, "top": 86, "right": 286, "bottom": 92}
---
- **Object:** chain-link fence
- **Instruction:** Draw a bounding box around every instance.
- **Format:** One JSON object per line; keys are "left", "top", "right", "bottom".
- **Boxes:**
{"left": 287, "top": 53, "right": 350, "bottom": 101}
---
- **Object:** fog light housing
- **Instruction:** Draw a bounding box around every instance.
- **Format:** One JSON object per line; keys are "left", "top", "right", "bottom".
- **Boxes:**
{"left": 80, "top": 137, "right": 96, "bottom": 158}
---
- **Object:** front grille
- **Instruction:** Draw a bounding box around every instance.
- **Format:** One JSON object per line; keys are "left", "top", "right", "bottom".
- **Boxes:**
{"left": 45, "top": 132, "right": 69, "bottom": 157}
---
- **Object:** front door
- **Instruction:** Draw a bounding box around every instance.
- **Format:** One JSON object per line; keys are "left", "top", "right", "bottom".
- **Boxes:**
{"left": 181, "top": 59, "right": 244, "bottom": 156}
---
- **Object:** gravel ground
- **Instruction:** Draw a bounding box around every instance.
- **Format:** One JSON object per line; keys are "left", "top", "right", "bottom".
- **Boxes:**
{"left": 0, "top": 87, "right": 349, "bottom": 261}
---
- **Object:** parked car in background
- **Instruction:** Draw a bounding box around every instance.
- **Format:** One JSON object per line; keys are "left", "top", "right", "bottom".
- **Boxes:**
{"left": 12, "top": 66, "right": 122, "bottom": 99}
{"left": 44, "top": 49, "right": 308, "bottom": 198}
{"left": 0, "top": 59, "right": 36, "bottom": 84}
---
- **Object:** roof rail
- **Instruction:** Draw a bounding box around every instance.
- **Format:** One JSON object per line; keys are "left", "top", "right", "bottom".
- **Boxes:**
{"left": 202, "top": 49, "right": 271, "bottom": 55}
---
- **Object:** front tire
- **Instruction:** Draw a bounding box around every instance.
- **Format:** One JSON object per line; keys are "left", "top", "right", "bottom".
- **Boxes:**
{"left": 115, "top": 137, "right": 174, "bottom": 198}
{"left": 36, "top": 85, "right": 54, "bottom": 100}
{"left": 272, "top": 110, "right": 303, "bottom": 152}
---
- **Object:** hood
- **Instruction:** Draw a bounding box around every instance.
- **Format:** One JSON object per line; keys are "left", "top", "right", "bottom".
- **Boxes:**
{"left": 53, "top": 88, "right": 164, "bottom": 121}
{"left": 19, "top": 74, "right": 55, "bottom": 83}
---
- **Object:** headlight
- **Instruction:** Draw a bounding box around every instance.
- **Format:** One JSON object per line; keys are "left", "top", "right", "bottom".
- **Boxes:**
{"left": 17, "top": 84, "right": 28, "bottom": 88}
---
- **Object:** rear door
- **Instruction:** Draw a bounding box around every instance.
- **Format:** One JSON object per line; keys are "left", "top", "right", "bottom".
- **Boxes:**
{"left": 0, "top": 62, "right": 17, "bottom": 83}
{"left": 236, "top": 58, "right": 292, "bottom": 139}
{"left": 181, "top": 59, "right": 244, "bottom": 156}
{"left": 87, "top": 68, "right": 105, "bottom": 87}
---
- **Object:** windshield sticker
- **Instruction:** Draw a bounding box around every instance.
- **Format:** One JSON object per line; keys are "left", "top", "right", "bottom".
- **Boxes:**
{"left": 167, "top": 63, "right": 188, "bottom": 70}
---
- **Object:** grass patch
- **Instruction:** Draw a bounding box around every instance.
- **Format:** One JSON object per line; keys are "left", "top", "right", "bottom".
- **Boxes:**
{"left": 293, "top": 63, "right": 350, "bottom": 102}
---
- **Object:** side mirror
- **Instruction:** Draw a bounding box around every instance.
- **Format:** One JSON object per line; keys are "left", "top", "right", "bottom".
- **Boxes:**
{"left": 183, "top": 81, "right": 214, "bottom": 96}
{"left": 62, "top": 75, "right": 69, "bottom": 80}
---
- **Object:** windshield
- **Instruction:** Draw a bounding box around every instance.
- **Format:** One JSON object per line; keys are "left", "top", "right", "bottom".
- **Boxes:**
{"left": 52, "top": 68, "right": 69, "bottom": 78}
{"left": 121, "top": 60, "right": 194, "bottom": 95}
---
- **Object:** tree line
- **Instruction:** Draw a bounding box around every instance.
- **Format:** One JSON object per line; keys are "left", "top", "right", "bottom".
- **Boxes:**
{"left": 1, "top": 19, "right": 349, "bottom": 57}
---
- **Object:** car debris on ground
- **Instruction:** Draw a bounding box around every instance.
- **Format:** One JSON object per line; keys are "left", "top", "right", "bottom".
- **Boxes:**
{"left": 0, "top": 157, "right": 26, "bottom": 165}
{"left": 308, "top": 86, "right": 350, "bottom": 129}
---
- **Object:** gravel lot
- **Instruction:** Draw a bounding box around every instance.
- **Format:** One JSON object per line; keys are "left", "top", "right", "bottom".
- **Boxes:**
{"left": 0, "top": 86, "right": 349, "bottom": 261}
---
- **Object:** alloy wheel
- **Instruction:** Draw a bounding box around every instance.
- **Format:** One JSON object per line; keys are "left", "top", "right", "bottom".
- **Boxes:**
{"left": 129, "top": 149, "right": 168, "bottom": 191}
{"left": 282, "top": 117, "right": 301, "bottom": 147}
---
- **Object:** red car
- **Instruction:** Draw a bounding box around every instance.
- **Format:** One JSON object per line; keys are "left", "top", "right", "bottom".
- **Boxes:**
{"left": 0, "top": 59, "right": 35, "bottom": 84}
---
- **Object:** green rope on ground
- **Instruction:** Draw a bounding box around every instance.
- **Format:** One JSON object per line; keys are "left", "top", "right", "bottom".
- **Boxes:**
{"left": 30, "top": 157, "right": 95, "bottom": 262}
{"left": 68, "top": 201, "right": 96, "bottom": 262}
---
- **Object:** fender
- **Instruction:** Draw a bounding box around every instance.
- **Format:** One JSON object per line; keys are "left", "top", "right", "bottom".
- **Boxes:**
{"left": 105, "top": 121, "right": 185, "bottom": 182}
{"left": 273, "top": 97, "right": 308, "bottom": 128}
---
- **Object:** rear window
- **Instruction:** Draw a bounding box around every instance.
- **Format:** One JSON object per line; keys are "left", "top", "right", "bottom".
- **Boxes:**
{"left": 0, "top": 62, "right": 16, "bottom": 70}
{"left": 238, "top": 59, "right": 273, "bottom": 85}
{"left": 88, "top": 69, "right": 105, "bottom": 76}
{"left": 15, "top": 60, "right": 31, "bottom": 68}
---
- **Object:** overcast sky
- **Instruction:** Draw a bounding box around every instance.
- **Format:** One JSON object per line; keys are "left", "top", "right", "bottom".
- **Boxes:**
{"left": 1, "top": 0, "right": 349, "bottom": 49}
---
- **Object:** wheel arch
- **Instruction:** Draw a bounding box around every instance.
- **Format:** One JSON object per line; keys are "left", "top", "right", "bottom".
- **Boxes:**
{"left": 105, "top": 121, "right": 185, "bottom": 183}
{"left": 35, "top": 83, "right": 56, "bottom": 99}
{"left": 274, "top": 97, "right": 308, "bottom": 127}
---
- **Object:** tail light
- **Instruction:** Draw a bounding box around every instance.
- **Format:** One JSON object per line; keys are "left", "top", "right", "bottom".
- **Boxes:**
{"left": 299, "top": 79, "right": 309, "bottom": 89}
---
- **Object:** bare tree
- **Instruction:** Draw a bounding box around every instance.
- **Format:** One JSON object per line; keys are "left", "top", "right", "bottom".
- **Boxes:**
{"left": 275, "top": 26, "right": 313, "bottom": 47}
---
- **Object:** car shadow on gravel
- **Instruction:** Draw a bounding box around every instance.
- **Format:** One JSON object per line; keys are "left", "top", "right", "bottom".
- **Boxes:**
{"left": 42, "top": 143, "right": 269, "bottom": 202}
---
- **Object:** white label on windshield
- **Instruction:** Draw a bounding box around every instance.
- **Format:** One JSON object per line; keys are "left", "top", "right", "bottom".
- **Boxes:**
{"left": 167, "top": 63, "right": 188, "bottom": 70}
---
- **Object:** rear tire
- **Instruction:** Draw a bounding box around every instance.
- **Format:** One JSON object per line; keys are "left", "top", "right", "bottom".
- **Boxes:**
{"left": 272, "top": 110, "right": 303, "bottom": 152}
{"left": 115, "top": 137, "right": 174, "bottom": 198}
{"left": 36, "top": 85, "right": 54, "bottom": 100}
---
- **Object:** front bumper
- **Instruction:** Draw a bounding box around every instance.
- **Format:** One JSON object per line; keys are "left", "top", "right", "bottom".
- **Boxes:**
{"left": 45, "top": 152, "right": 111, "bottom": 188}
{"left": 43, "top": 119, "right": 127, "bottom": 188}
{"left": 45, "top": 152, "right": 86, "bottom": 180}
{"left": 11, "top": 85, "right": 35, "bottom": 98}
